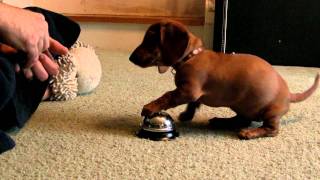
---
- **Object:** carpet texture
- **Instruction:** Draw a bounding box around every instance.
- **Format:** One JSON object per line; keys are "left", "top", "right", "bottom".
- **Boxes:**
{"left": 0, "top": 51, "right": 319, "bottom": 179}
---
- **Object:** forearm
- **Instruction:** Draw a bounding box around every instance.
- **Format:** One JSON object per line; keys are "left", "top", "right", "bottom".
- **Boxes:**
{"left": 0, "top": 3, "right": 15, "bottom": 43}
{"left": 0, "top": 3, "right": 16, "bottom": 17}
{"left": 0, "top": 5, "right": 21, "bottom": 59}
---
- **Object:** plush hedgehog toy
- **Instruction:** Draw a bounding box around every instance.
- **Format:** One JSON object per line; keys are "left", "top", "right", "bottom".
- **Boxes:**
{"left": 49, "top": 41, "right": 102, "bottom": 101}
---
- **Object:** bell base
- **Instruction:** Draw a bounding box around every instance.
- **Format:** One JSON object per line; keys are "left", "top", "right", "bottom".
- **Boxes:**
{"left": 136, "top": 129, "right": 179, "bottom": 141}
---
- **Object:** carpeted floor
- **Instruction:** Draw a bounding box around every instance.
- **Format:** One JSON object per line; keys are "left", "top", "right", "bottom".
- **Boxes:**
{"left": 0, "top": 51, "right": 319, "bottom": 179}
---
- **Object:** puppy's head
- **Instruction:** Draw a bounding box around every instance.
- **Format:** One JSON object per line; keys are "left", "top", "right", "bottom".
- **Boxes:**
{"left": 129, "top": 20, "right": 190, "bottom": 73}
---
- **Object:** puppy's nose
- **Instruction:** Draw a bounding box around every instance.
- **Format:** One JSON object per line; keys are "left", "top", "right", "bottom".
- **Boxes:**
{"left": 129, "top": 52, "right": 139, "bottom": 63}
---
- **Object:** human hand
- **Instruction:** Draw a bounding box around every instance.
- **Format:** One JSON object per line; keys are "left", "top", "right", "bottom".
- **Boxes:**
{"left": 0, "top": 38, "right": 68, "bottom": 81}
{"left": 0, "top": 4, "right": 68, "bottom": 81}
{"left": 21, "top": 38, "right": 68, "bottom": 81}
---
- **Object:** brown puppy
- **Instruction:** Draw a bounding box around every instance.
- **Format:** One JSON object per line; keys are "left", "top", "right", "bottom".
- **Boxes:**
{"left": 129, "top": 19, "right": 319, "bottom": 139}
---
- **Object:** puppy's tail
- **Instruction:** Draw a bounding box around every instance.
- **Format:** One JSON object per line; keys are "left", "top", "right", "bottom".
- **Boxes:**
{"left": 290, "top": 73, "right": 319, "bottom": 103}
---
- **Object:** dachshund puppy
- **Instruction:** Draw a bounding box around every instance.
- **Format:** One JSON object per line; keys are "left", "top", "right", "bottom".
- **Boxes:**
{"left": 129, "top": 19, "right": 319, "bottom": 139}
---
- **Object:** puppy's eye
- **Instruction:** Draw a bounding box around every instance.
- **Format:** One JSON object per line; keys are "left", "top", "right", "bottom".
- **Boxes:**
{"left": 143, "top": 30, "right": 160, "bottom": 45}
{"left": 147, "top": 30, "right": 156, "bottom": 36}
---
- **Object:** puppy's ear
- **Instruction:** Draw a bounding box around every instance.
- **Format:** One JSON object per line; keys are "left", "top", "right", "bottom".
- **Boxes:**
{"left": 160, "top": 26, "right": 166, "bottom": 45}
{"left": 160, "top": 22, "right": 189, "bottom": 64}
{"left": 161, "top": 23, "right": 189, "bottom": 49}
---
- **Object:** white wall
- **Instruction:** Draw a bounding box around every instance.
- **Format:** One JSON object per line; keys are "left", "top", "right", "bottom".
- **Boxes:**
{"left": 78, "top": 22, "right": 206, "bottom": 53}
{"left": 2, "top": 0, "right": 215, "bottom": 53}
{"left": 77, "top": 0, "right": 214, "bottom": 52}
{"left": 2, "top": 0, "right": 33, "bottom": 7}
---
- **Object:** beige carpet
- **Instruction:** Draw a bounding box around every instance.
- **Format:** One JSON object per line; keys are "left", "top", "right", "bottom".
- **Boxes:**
{"left": 0, "top": 51, "right": 319, "bottom": 179}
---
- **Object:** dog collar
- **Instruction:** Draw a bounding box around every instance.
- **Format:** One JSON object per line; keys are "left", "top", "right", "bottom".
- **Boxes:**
{"left": 182, "top": 47, "right": 204, "bottom": 62}
{"left": 172, "top": 47, "right": 204, "bottom": 70}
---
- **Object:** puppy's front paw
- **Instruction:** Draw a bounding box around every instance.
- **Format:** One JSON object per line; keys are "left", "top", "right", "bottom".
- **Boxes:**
{"left": 141, "top": 103, "right": 160, "bottom": 117}
{"left": 178, "top": 111, "right": 193, "bottom": 122}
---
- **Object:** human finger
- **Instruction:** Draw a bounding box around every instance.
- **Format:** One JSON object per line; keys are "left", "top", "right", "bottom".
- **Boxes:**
{"left": 41, "top": 27, "right": 50, "bottom": 52}
{"left": 23, "top": 68, "right": 33, "bottom": 80}
{"left": 31, "top": 60, "right": 49, "bottom": 81}
{"left": 43, "top": 35, "right": 50, "bottom": 52}
{"left": 15, "top": 64, "right": 20, "bottom": 73}
{"left": 43, "top": 50, "right": 54, "bottom": 60}
{"left": 25, "top": 46, "right": 39, "bottom": 68}
{"left": 37, "top": 38, "right": 44, "bottom": 56}
{"left": 39, "top": 53, "right": 59, "bottom": 76}
{"left": 49, "top": 38, "right": 68, "bottom": 55}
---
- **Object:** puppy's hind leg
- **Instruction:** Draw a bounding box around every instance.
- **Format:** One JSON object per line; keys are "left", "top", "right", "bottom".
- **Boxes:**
{"left": 238, "top": 103, "right": 288, "bottom": 140}
{"left": 209, "top": 114, "right": 252, "bottom": 130}
{"left": 178, "top": 101, "right": 201, "bottom": 122}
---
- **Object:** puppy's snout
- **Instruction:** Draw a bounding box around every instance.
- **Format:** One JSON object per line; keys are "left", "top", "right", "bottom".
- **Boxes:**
{"left": 129, "top": 51, "right": 140, "bottom": 64}
{"left": 130, "top": 45, "right": 160, "bottom": 68}
{"left": 129, "top": 48, "right": 150, "bottom": 67}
